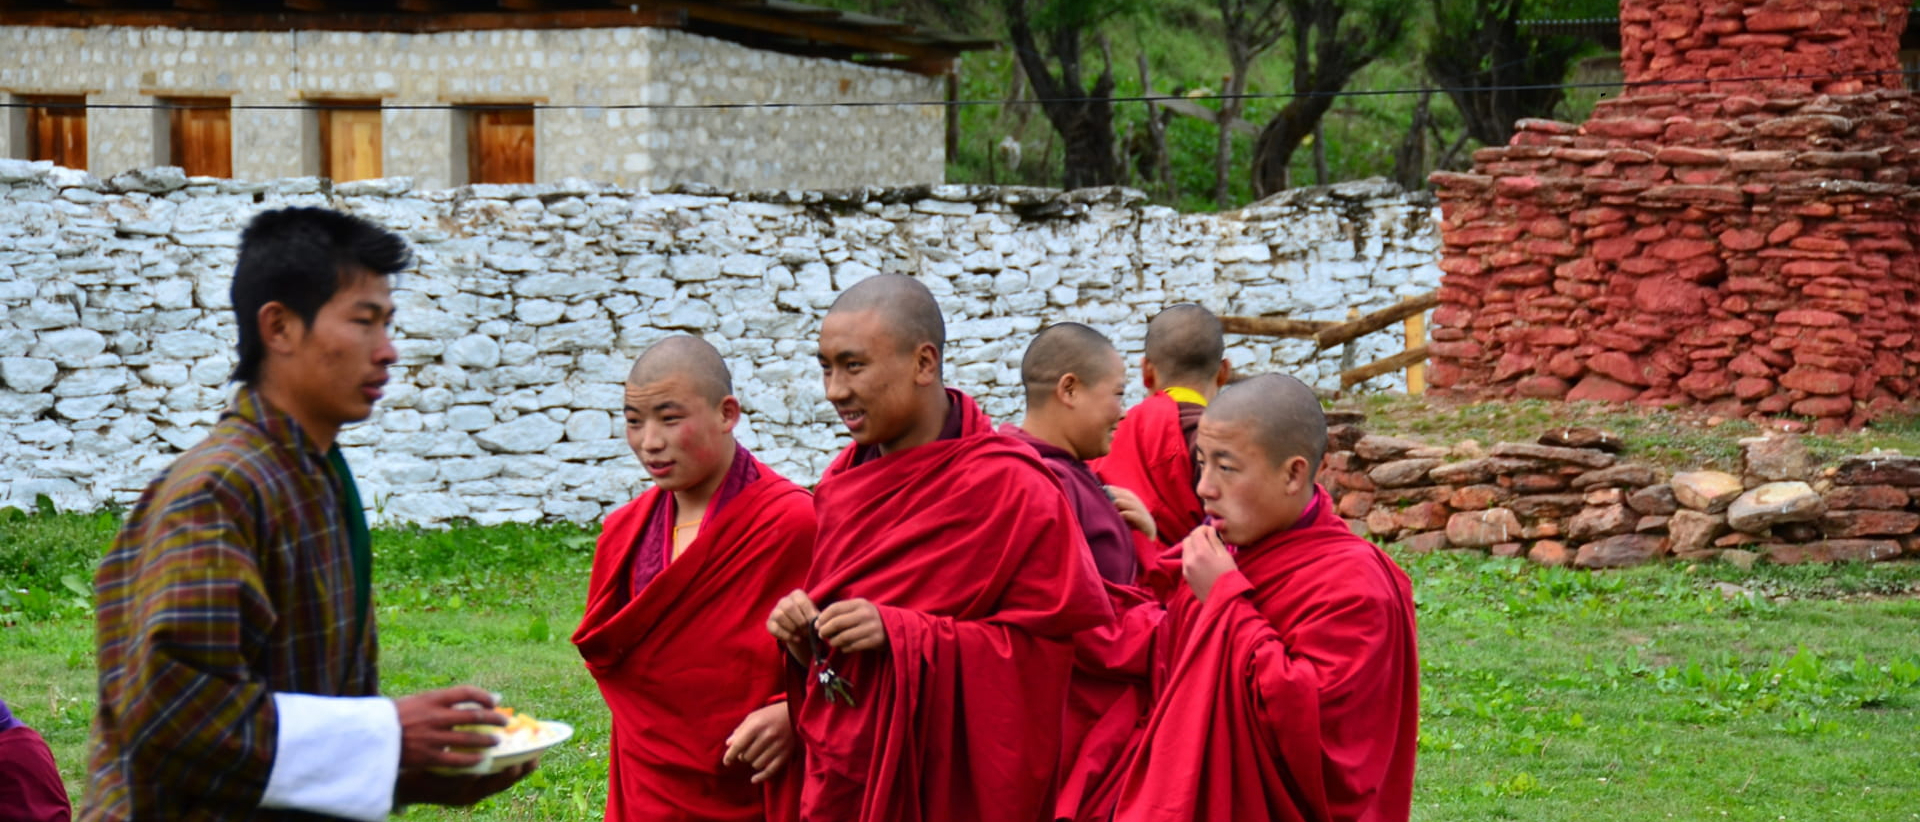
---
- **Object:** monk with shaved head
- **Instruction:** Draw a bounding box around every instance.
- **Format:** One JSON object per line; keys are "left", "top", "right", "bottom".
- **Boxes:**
{"left": 1093, "top": 304, "right": 1231, "bottom": 559}
{"left": 572, "top": 334, "right": 815, "bottom": 822}
{"left": 1108, "top": 373, "right": 1419, "bottom": 822}
{"left": 994, "top": 322, "right": 1164, "bottom": 822}
{"left": 767, "top": 274, "right": 1109, "bottom": 822}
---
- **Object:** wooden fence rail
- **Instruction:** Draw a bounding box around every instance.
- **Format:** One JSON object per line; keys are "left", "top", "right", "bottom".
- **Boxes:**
{"left": 1222, "top": 290, "right": 1438, "bottom": 393}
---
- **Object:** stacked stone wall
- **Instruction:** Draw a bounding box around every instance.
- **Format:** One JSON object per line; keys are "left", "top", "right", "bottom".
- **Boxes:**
{"left": 1320, "top": 421, "right": 1920, "bottom": 567}
{"left": 0, "top": 164, "right": 1438, "bottom": 523}
{"left": 1429, "top": 0, "right": 1920, "bottom": 432}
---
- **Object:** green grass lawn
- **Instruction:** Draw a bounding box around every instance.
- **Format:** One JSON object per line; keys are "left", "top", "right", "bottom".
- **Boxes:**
{"left": 6, "top": 509, "right": 1920, "bottom": 821}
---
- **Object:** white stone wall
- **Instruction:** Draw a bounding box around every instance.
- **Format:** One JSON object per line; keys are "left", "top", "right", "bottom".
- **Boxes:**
{"left": 0, "top": 162, "right": 1439, "bottom": 523}
{"left": 0, "top": 25, "right": 944, "bottom": 189}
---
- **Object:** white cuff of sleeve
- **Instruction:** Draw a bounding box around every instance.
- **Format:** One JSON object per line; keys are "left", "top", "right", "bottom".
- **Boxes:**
{"left": 261, "top": 694, "right": 401, "bottom": 822}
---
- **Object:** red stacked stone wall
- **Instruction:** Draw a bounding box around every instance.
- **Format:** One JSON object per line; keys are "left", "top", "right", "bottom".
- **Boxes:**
{"left": 1429, "top": 0, "right": 1920, "bottom": 432}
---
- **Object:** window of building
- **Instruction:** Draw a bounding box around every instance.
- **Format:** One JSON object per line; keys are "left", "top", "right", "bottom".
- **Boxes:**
{"left": 466, "top": 105, "right": 535, "bottom": 184}
{"left": 162, "top": 96, "right": 231, "bottom": 178}
{"left": 25, "top": 95, "right": 87, "bottom": 170}
{"left": 315, "top": 99, "right": 383, "bottom": 182}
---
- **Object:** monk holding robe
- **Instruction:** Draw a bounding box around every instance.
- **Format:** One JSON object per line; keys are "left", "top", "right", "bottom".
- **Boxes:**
{"left": 995, "top": 323, "right": 1158, "bottom": 822}
{"left": 572, "top": 336, "right": 815, "bottom": 822}
{"left": 1092, "top": 305, "right": 1230, "bottom": 557}
{"left": 766, "top": 274, "right": 1110, "bottom": 822}
{"left": 1111, "top": 374, "right": 1419, "bottom": 822}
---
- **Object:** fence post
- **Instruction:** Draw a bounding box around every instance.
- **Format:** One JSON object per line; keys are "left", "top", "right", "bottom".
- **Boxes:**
{"left": 1338, "top": 307, "right": 1360, "bottom": 376}
{"left": 1404, "top": 309, "right": 1426, "bottom": 395}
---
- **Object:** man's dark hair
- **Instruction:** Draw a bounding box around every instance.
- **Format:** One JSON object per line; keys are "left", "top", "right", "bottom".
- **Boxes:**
{"left": 229, "top": 207, "right": 410, "bottom": 384}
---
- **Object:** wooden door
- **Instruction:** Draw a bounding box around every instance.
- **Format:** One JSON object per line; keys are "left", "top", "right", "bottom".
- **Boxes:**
{"left": 468, "top": 106, "right": 534, "bottom": 184}
{"left": 167, "top": 97, "right": 232, "bottom": 178}
{"left": 27, "top": 95, "right": 87, "bottom": 171}
{"left": 318, "top": 102, "right": 383, "bottom": 182}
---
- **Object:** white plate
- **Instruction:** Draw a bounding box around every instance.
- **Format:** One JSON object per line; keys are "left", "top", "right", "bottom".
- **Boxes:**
{"left": 430, "top": 720, "right": 573, "bottom": 776}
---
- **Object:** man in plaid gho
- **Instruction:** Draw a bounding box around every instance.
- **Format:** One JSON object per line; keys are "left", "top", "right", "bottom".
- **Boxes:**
{"left": 83, "top": 208, "right": 532, "bottom": 821}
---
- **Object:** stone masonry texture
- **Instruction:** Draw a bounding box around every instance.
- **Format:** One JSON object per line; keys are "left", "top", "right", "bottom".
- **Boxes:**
{"left": 1429, "top": 0, "right": 1920, "bottom": 432}
{"left": 0, "top": 164, "right": 1438, "bottom": 523}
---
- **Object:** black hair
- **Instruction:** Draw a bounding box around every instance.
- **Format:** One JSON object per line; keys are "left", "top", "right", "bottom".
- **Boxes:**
{"left": 229, "top": 207, "right": 411, "bottom": 384}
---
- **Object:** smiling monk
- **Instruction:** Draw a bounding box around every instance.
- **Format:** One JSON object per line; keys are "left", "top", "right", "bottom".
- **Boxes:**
{"left": 1111, "top": 374, "right": 1419, "bottom": 822}
{"left": 766, "top": 274, "right": 1110, "bottom": 822}
{"left": 997, "top": 323, "right": 1159, "bottom": 822}
{"left": 572, "top": 335, "right": 815, "bottom": 822}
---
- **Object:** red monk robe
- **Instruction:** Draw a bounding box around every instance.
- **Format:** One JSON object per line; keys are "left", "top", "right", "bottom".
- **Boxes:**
{"left": 1093, "top": 393, "right": 1204, "bottom": 554}
{"left": 573, "top": 448, "right": 815, "bottom": 822}
{"left": 795, "top": 390, "right": 1111, "bottom": 822}
{"left": 1112, "top": 486, "right": 1418, "bottom": 822}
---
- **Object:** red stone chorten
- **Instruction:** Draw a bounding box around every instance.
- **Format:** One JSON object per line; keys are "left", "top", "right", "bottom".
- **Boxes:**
{"left": 1429, "top": 0, "right": 1919, "bottom": 431}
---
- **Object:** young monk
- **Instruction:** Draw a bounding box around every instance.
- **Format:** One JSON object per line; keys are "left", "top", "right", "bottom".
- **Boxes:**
{"left": 995, "top": 322, "right": 1157, "bottom": 822}
{"left": 1092, "top": 304, "right": 1231, "bottom": 554}
{"left": 1002, "top": 322, "right": 1158, "bottom": 584}
{"left": 571, "top": 335, "right": 815, "bottom": 822}
{"left": 1110, "top": 373, "right": 1419, "bottom": 822}
{"left": 765, "top": 274, "right": 1110, "bottom": 822}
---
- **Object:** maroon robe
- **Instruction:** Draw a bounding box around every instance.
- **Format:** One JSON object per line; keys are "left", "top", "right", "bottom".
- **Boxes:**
{"left": 1111, "top": 486, "right": 1419, "bottom": 822}
{"left": 572, "top": 449, "right": 815, "bottom": 822}
{"left": 793, "top": 390, "right": 1111, "bottom": 822}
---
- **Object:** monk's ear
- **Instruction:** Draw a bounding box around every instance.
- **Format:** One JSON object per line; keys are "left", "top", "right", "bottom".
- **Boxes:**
{"left": 913, "top": 342, "right": 942, "bottom": 386}
{"left": 1283, "top": 454, "right": 1313, "bottom": 495}
{"left": 1214, "top": 358, "right": 1232, "bottom": 388}
{"left": 1055, "top": 372, "right": 1081, "bottom": 408}
{"left": 1140, "top": 357, "right": 1158, "bottom": 392}
{"left": 717, "top": 395, "right": 742, "bottom": 432}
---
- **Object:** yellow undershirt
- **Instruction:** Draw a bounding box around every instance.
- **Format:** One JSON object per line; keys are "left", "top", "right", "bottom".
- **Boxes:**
{"left": 1161, "top": 386, "right": 1209, "bottom": 406}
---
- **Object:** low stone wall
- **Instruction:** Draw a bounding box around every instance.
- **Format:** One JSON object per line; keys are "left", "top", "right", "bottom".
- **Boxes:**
{"left": 0, "top": 164, "right": 1440, "bottom": 522}
{"left": 1321, "top": 422, "right": 1920, "bottom": 566}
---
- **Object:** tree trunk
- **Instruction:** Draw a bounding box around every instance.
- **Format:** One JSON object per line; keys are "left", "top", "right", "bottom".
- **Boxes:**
{"left": 1249, "top": 91, "right": 1335, "bottom": 198}
{"left": 1214, "top": 50, "right": 1250, "bottom": 207}
{"left": 1006, "top": 9, "right": 1120, "bottom": 190}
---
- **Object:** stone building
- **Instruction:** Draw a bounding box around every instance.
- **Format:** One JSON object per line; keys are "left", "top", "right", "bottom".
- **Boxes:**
{"left": 0, "top": 2, "right": 987, "bottom": 189}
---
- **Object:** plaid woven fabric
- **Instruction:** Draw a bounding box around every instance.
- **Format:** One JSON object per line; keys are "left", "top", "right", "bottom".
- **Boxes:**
{"left": 81, "top": 388, "right": 379, "bottom": 822}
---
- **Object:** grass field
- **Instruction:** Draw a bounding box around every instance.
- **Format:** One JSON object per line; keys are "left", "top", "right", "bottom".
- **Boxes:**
{"left": 5, "top": 508, "right": 1920, "bottom": 821}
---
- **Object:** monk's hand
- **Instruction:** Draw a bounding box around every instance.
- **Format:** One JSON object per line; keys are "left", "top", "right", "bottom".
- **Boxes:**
{"left": 768, "top": 589, "right": 820, "bottom": 664}
{"left": 1182, "top": 525, "right": 1237, "bottom": 603}
{"left": 722, "top": 701, "right": 795, "bottom": 784}
{"left": 816, "top": 598, "right": 888, "bottom": 653}
{"left": 394, "top": 761, "right": 536, "bottom": 808}
{"left": 394, "top": 685, "right": 506, "bottom": 771}
{"left": 1108, "top": 485, "right": 1158, "bottom": 543}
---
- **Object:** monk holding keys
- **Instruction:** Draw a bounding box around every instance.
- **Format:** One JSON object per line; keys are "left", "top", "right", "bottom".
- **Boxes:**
{"left": 766, "top": 274, "right": 1109, "bottom": 822}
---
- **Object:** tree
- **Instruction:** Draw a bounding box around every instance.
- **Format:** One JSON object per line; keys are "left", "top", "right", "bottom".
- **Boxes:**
{"left": 1247, "top": 0, "right": 1406, "bottom": 198}
{"left": 1002, "top": 0, "right": 1134, "bottom": 189}
{"left": 1425, "top": 0, "right": 1595, "bottom": 149}
{"left": 1212, "top": 0, "right": 1288, "bottom": 207}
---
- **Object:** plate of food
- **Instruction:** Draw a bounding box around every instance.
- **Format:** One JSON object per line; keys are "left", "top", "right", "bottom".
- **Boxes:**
{"left": 433, "top": 705, "right": 573, "bottom": 776}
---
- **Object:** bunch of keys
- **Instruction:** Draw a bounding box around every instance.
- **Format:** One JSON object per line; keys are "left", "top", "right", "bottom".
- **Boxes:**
{"left": 808, "top": 617, "right": 857, "bottom": 707}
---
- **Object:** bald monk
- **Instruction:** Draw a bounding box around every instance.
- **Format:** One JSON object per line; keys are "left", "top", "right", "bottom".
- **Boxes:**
{"left": 1003, "top": 322, "right": 1159, "bottom": 584}
{"left": 1110, "top": 374, "right": 1418, "bottom": 822}
{"left": 766, "top": 274, "right": 1110, "bottom": 822}
{"left": 572, "top": 335, "right": 815, "bottom": 822}
{"left": 996, "top": 323, "right": 1158, "bottom": 822}
{"left": 1092, "top": 305, "right": 1230, "bottom": 558}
